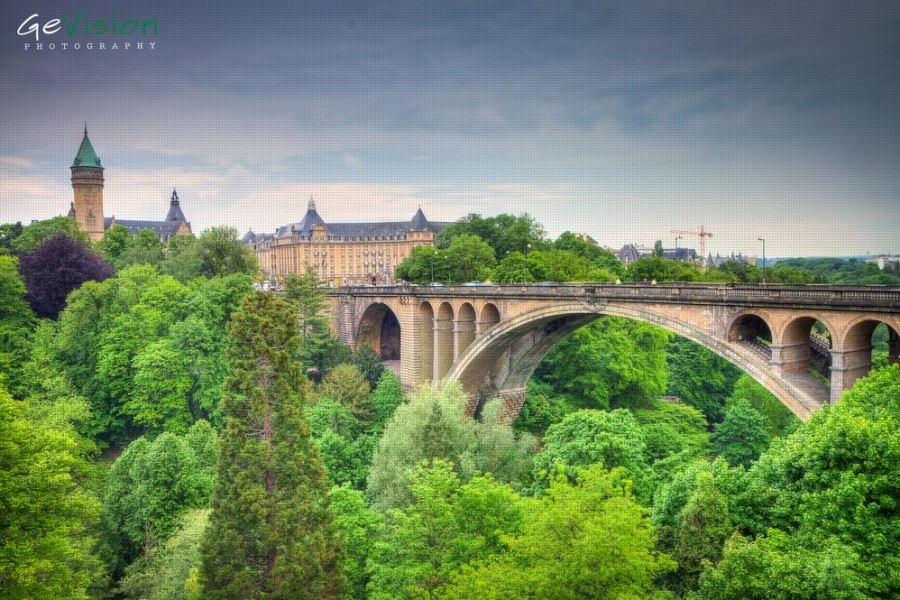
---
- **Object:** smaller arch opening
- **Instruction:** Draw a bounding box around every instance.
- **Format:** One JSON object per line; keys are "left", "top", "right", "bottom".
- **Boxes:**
{"left": 356, "top": 303, "right": 401, "bottom": 365}
{"left": 728, "top": 313, "right": 773, "bottom": 361}
{"left": 839, "top": 320, "right": 900, "bottom": 393}
{"left": 480, "top": 303, "right": 500, "bottom": 332}
{"left": 419, "top": 302, "right": 435, "bottom": 383}
{"left": 781, "top": 316, "right": 832, "bottom": 381}
{"left": 435, "top": 302, "right": 455, "bottom": 380}
{"left": 456, "top": 303, "right": 477, "bottom": 358}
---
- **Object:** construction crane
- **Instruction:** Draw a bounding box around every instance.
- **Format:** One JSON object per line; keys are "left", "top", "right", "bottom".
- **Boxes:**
{"left": 670, "top": 226, "right": 713, "bottom": 261}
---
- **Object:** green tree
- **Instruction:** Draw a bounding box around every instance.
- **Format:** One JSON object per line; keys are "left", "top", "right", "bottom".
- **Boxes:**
{"left": 438, "top": 465, "right": 675, "bottom": 599}
{"left": 114, "top": 228, "right": 167, "bottom": 269}
{"left": 395, "top": 246, "right": 444, "bottom": 284}
{"left": 695, "top": 530, "right": 866, "bottom": 600}
{"left": 628, "top": 256, "right": 676, "bottom": 282}
{"left": 369, "top": 370, "right": 404, "bottom": 433}
{"left": 104, "top": 428, "right": 214, "bottom": 571}
{"left": 161, "top": 235, "right": 206, "bottom": 283}
{"left": 0, "top": 221, "right": 23, "bottom": 253}
{"left": 0, "top": 255, "right": 35, "bottom": 394}
{"left": 367, "top": 382, "right": 536, "bottom": 511}
{"left": 283, "top": 267, "right": 333, "bottom": 369}
{"left": 666, "top": 336, "right": 742, "bottom": 423}
{"left": 367, "top": 461, "right": 523, "bottom": 600}
{"left": 197, "top": 226, "right": 258, "bottom": 278}
{"left": 653, "top": 239, "right": 665, "bottom": 257}
{"left": 711, "top": 400, "right": 771, "bottom": 467}
{"left": 530, "top": 409, "right": 652, "bottom": 502}
{"left": 633, "top": 399, "right": 710, "bottom": 464}
{"left": 727, "top": 374, "right": 798, "bottom": 438}
{"left": 536, "top": 317, "right": 670, "bottom": 410}
{"left": 0, "top": 386, "right": 101, "bottom": 600}
{"left": 320, "top": 363, "right": 372, "bottom": 422}
{"left": 670, "top": 471, "right": 732, "bottom": 592}
{"left": 353, "top": 343, "right": 385, "bottom": 390}
{"left": 435, "top": 213, "right": 548, "bottom": 257}
{"left": 329, "top": 486, "right": 382, "bottom": 600}
{"left": 10, "top": 215, "right": 90, "bottom": 253}
{"left": 513, "top": 379, "right": 573, "bottom": 435}
{"left": 200, "top": 292, "right": 344, "bottom": 598}
{"left": 118, "top": 509, "right": 209, "bottom": 600}
{"left": 445, "top": 233, "right": 496, "bottom": 283}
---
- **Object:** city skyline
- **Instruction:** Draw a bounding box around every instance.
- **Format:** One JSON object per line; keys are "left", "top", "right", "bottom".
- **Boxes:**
{"left": 1, "top": 1, "right": 899, "bottom": 257}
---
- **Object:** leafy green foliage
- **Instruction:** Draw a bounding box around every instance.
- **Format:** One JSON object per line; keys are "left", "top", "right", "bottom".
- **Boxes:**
{"left": 493, "top": 248, "right": 610, "bottom": 283}
{"left": 670, "top": 471, "right": 732, "bottom": 591}
{"left": 196, "top": 226, "right": 258, "bottom": 278}
{"left": 329, "top": 486, "right": 382, "bottom": 599}
{"left": 513, "top": 379, "right": 573, "bottom": 434}
{"left": 438, "top": 465, "right": 676, "bottom": 599}
{"left": 367, "top": 461, "right": 523, "bottom": 600}
{"left": 633, "top": 399, "right": 710, "bottom": 464}
{"left": 396, "top": 234, "right": 496, "bottom": 284}
{"left": 0, "top": 386, "right": 101, "bottom": 600}
{"left": 531, "top": 409, "right": 652, "bottom": 502}
{"left": 776, "top": 257, "right": 900, "bottom": 284}
{"left": 99, "top": 227, "right": 166, "bottom": 271}
{"left": 711, "top": 400, "right": 771, "bottom": 467}
{"left": 666, "top": 336, "right": 742, "bottom": 423}
{"left": 283, "top": 267, "right": 333, "bottom": 368}
{"left": 0, "top": 255, "right": 35, "bottom": 394}
{"left": 321, "top": 363, "right": 372, "bottom": 422}
{"left": 104, "top": 424, "right": 216, "bottom": 569}
{"left": 118, "top": 509, "right": 209, "bottom": 600}
{"left": 369, "top": 370, "right": 404, "bottom": 433}
{"left": 537, "top": 316, "right": 670, "bottom": 410}
{"left": 696, "top": 530, "right": 866, "bottom": 600}
{"left": 367, "top": 382, "right": 537, "bottom": 511}
{"left": 353, "top": 343, "right": 385, "bottom": 390}
{"left": 728, "top": 374, "right": 798, "bottom": 437}
{"left": 10, "top": 216, "right": 90, "bottom": 253}
{"left": 435, "top": 213, "right": 549, "bottom": 257}
{"left": 51, "top": 267, "right": 250, "bottom": 443}
{"left": 711, "top": 366, "right": 900, "bottom": 597}
{"left": 200, "top": 292, "right": 344, "bottom": 599}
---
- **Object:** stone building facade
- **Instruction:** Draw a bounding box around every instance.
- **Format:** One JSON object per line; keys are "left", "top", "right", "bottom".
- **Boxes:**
{"left": 246, "top": 198, "right": 449, "bottom": 286}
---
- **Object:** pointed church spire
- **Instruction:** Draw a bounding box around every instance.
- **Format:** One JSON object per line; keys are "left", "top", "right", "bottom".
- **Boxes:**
{"left": 308, "top": 196, "right": 317, "bottom": 211}
{"left": 171, "top": 189, "right": 180, "bottom": 205}
{"left": 72, "top": 126, "right": 102, "bottom": 168}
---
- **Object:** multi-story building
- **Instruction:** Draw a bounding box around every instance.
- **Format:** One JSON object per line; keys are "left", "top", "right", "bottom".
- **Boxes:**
{"left": 246, "top": 198, "right": 450, "bottom": 286}
{"left": 68, "top": 127, "right": 192, "bottom": 242}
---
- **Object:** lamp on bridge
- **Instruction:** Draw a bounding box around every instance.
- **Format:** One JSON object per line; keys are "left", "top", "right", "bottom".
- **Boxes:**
{"left": 758, "top": 237, "right": 766, "bottom": 284}
{"left": 523, "top": 243, "right": 531, "bottom": 284}
{"left": 674, "top": 235, "right": 683, "bottom": 282}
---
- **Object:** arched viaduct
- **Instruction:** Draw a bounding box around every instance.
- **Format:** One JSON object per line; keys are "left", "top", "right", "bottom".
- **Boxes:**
{"left": 331, "top": 284, "right": 900, "bottom": 422}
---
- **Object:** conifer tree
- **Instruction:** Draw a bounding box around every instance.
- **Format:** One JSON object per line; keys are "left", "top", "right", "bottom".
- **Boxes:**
{"left": 200, "top": 292, "right": 344, "bottom": 599}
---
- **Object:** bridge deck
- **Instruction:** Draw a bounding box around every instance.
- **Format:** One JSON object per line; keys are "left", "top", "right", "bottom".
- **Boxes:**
{"left": 332, "top": 283, "right": 900, "bottom": 313}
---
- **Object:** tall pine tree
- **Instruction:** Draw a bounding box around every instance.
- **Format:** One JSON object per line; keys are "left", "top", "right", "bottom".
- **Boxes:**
{"left": 200, "top": 292, "right": 344, "bottom": 599}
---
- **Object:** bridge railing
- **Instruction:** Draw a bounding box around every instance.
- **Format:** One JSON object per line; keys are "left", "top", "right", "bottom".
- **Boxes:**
{"left": 332, "top": 283, "right": 900, "bottom": 310}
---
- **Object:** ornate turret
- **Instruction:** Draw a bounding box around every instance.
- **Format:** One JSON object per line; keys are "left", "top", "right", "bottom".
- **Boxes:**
{"left": 165, "top": 189, "right": 188, "bottom": 223}
{"left": 70, "top": 126, "right": 105, "bottom": 240}
{"left": 409, "top": 206, "right": 431, "bottom": 231}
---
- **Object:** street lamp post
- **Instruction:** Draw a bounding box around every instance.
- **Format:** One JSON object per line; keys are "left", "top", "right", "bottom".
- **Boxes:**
{"left": 430, "top": 251, "right": 435, "bottom": 285}
{"left": 674, "top": 235, "right": 683, "bottom": 282}
{"left": 523, "top": 243, "right": 531, "bottom": 284}
{"left": 758, "top": 237, "right": 766, "bottom": 284}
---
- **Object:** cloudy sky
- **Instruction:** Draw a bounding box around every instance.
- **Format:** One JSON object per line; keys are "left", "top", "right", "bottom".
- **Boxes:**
{"left": 1, "top": 1, "right": 898, "bottom": 257}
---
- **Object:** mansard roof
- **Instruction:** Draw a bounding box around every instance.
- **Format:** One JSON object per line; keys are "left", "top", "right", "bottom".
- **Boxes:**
{"left": 72, "top": 127, "right": 103, "bottom": 169}
{"left": 272, "top": 202, "right": 450, "bottom": 240}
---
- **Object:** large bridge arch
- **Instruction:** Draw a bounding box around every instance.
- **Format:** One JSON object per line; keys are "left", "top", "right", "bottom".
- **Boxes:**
{"left": 356, "top": 302, "right": 401, "bottom": 360}
{"left": 448, "top": 302, "right": 823, "bottom": 421}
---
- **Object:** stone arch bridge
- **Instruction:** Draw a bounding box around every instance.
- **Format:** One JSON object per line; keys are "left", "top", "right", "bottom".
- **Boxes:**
{"left": 330, "top": 284, "right": 900, "bottom": 421}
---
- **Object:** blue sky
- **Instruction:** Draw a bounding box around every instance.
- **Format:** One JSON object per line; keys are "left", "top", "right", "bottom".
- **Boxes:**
{"left": 1, "top": 1, "right": 898, "bottom": 256}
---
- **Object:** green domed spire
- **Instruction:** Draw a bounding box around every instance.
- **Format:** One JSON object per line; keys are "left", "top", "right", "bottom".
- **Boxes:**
{"left": 72, "top": 125, "right": 103, "bottom": 169}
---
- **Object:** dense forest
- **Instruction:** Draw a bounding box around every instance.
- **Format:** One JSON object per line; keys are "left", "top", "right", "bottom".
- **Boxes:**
{"left": 1, "top": 215, "right": 898, "bottom": 599}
